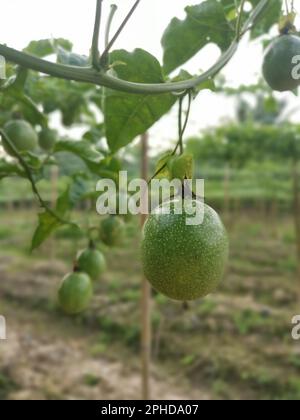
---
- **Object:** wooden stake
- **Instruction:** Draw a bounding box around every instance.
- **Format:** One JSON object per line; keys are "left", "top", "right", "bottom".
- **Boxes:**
{"left": 292, "top": 159, "right": 300, "bottom": 279}
{"left": 140, "top": 132, "right": 151, "bottom": 400}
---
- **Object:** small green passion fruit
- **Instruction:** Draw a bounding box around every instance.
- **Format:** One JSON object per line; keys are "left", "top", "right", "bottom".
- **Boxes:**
{"left": 2, "top": 120, "right": 38, "bottom": 156}
{"left": 58, "top": 271, "right": 93, "bottom": 315}
{"left": 39, "top": 128, "right": 57, "bottom": 151}
{"left": 99, "top": 216, "right": 125, "bottom": 247}
{"left": 77, "top": 247, "right": 107, "bottom": 281}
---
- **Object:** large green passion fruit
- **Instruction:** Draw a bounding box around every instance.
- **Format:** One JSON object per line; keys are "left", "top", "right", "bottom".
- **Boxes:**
{"left": 141, "top": 199, "right": 229, "bottom": 301}
{"left": 262, "top": 34, "right": 300, "bottom": 92}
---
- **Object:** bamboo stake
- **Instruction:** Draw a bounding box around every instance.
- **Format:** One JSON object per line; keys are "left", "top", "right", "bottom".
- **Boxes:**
{"left": 140, "top": 132, "right": 151, "bottom": 400}
{"left": 292, "top": 159, "right": 300, "bottom": 280}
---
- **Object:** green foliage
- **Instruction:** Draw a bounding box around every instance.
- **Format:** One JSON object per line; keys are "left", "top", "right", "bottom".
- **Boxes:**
{"left": 186, "top": 123, "right": 300, "bottom": 168}
{"left": 162, "top": 0, "right": 234, "bottom": 75}
{"left": 105, "top": 49, "right": 177, "bottom": 152}
{"left": 24, "top": 38, "right": 72, "bottom": 58}
{"left": 31, "top": 186, "right": 75, "bottom": 251}
{"left": 0, "top": 160, "right": 24, "bottom": 180}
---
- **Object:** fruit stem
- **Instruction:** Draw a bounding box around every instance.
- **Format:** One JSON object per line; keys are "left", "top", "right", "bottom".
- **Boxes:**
{"left": 89, "top": 239, "right": 96, "bottom": 250}
{"left": 73, "top": 262, "right": 81, "bottom": 273}
{"left": 178, "top": 91, "right": 193, "bottom": 155}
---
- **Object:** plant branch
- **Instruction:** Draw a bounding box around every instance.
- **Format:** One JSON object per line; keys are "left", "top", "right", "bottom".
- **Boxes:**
{"left": 91, "top": 0, "right": 103, "bottom": 70}
{"left": 0, "top": 0, "right": 268, "bottom": 95}
{"left": 0, "top": 129, "right": 71, "bottom": 225}
{"left": 105, "top": 4, "right": 118, "bottom": 48}
{"left": 236, "top": 0, "right": 246, "bottom": 40}
{"left": 100, "top": 0, "right": 141, "bottom": 67}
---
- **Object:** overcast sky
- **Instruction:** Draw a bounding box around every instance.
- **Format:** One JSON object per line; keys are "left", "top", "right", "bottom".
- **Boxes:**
{"left": 1, "top": 0, "right": 300, "bottom": 152}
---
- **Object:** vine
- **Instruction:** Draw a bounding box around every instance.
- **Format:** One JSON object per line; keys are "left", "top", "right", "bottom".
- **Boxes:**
{"left": 0, "top": 0, "right": 270, "bottom": 95}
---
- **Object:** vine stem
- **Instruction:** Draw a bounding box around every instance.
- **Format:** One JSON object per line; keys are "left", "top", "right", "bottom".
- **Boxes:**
{"left": 0, "top": 0, "right": 269, "bottom": 95}
{"left": 149, "top": 91, "right": 193, "bottom": 183}
{"left": 100, "top": 0, "right": 142, "bottom": 67}
{"left": 91, "top": 0, "right": 103, "bottom": 70}
{"left": 285, "top": 0, "right": 290, "bottom": 14}
{"left": 105, "top": 4, "right": 118, "bottom": 48}
{"left": 0, "top": 129, "right": 71, "bottom": 225}
{"left": 178, "top": 91, "right": 193, "bottom": 155}
{"left": 236, "top": 0, "right": 246, "bottom": 40}
{"left": 178, "top": 98, "right": 184, "bottom": 154}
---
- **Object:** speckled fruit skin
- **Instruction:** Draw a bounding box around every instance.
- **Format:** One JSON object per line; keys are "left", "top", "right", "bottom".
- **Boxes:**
{"left": 263, "top": 35, "right": 300, "bottom": 92}
{"left": 58, "top": 272, "right": 93, "bottom": 315}
{"left": 141, "top": 199, "right": 229, "bottom": 301}
{"left": 3, "top": 120, "right": 38, "bottom": 156}
{"left": 77, "top": 248, "right": 106, "bottom": 281}
{"left": 100, "top": 216, "right": 125, "bottom": 247}
{"left": 39, "top": 128, "right": 57, "bottom": 151}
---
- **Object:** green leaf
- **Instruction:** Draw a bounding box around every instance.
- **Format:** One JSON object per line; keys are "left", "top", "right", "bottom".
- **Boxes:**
{"left": 248, "top": 0, "right": 281, "bottom": 39}
{"left": 162, "top": 0, "right": 234, "bottom": 75}
{"left": 0, "top": 159, "right": 24, "bottom": 180}
{"left": 57, "top": 46, "right": 89, "bottom": 67}
{"left": 54, "top": 139, "right": 107, "bottom": 176}
{"left": 83, "top": 123, "right": 105, "bottom": 144}
{"left": 31, "top": 211, "right": 62, "bottom": 251}
{"left": 69, "top": 175, "right": 90, "bottom": 205}
{"left": 31, "top": 186, "right": 73, "bottom": 251}
{"left": 24, "top": 39, "right": 72, "bottom": 58}
{"left": 105, "top": 49, "right": 177, "bottom": 152}
{"left": 154, "top": 152, "right": 174, "bottom": 180}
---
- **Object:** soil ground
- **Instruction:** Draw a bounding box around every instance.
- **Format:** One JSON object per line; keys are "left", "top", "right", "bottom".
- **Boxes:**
{"left": 1, "top": 210, "right": 300, "bottom": 400}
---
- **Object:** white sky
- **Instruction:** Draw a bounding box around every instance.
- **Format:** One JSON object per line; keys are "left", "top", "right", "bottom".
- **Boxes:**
{"left": 1, "top": 0, "right": 300, "bottom": 153}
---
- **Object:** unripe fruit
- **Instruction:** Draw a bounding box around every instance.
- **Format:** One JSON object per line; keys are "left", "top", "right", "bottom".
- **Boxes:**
{"left": 99, "top": 216, "right": 125, "bottom": 247}
{"left": 2, "top": 120, "right": 38, "bottom": 156}
{"left": 58, "top": 272, "right": 93, "bottom": 315}
{"left": 77, "top": 248, "right": 106, "bottom": 281}
{"left": 141, "top": 199, "right": 229, "bottom": 301}
{"left": 39, "top": 128, "right": 57, "bottom": 151}
{"left": 262, "top": 35, "right": 300, "bottom": 92}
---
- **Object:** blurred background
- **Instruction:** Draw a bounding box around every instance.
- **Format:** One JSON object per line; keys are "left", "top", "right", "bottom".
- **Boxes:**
{"left": 1, "top": 0, "right": 300, "bottom": 401}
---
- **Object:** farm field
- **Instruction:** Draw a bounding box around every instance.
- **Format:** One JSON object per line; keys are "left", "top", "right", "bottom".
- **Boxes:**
{"left": 1, "top": 209, "right": 300, "bottom": 400}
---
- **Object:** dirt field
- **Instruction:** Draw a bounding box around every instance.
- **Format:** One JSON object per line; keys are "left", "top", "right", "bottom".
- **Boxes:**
{"left": 1, "top": 210, "right": 300, "bottom": 400}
